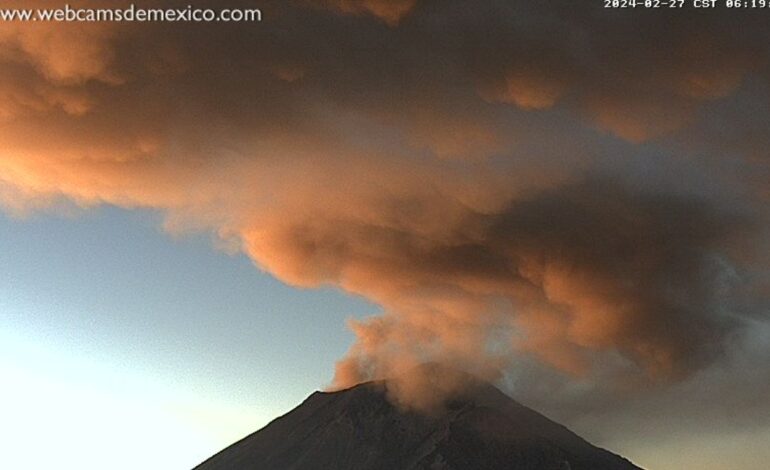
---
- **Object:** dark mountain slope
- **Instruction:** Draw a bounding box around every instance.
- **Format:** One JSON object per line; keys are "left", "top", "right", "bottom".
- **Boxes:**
{"left": 194, "top": 370, "right": 641, "bottom": 470}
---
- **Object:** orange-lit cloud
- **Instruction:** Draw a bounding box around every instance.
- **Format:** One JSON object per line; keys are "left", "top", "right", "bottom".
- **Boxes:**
{"left": 307, "top": 0, "right": 418, "bottom": 25}
{"left": 0, "top": 0, "right": 769, "bottom": 413}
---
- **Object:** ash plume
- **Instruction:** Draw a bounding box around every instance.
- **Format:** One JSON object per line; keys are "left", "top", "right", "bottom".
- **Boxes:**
{"left": 1, "top": 0, "right": 769, "bottom": 417}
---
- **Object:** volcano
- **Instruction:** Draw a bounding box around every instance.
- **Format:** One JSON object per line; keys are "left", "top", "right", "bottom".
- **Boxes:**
{"left": 194, "top": 368, "right": 642, "bottom": 470}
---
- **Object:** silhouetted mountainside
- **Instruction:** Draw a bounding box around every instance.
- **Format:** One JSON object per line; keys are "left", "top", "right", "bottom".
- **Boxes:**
{"left": 194, "top": 371, "right": 642, "bottom": 470}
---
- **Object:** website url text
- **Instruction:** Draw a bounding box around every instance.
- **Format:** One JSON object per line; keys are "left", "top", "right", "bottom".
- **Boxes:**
{"left": 0, "top": 4, "right": 263, "bottom": 23}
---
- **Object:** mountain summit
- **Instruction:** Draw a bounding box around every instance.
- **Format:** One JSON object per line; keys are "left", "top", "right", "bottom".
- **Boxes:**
{"left": 194, "top": 367, "right": 642, "bottom": 470}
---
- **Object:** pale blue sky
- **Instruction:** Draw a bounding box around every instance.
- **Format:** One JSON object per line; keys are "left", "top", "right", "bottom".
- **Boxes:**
{"left": 0, "top": 207, "right": 378, "bottom": 469}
